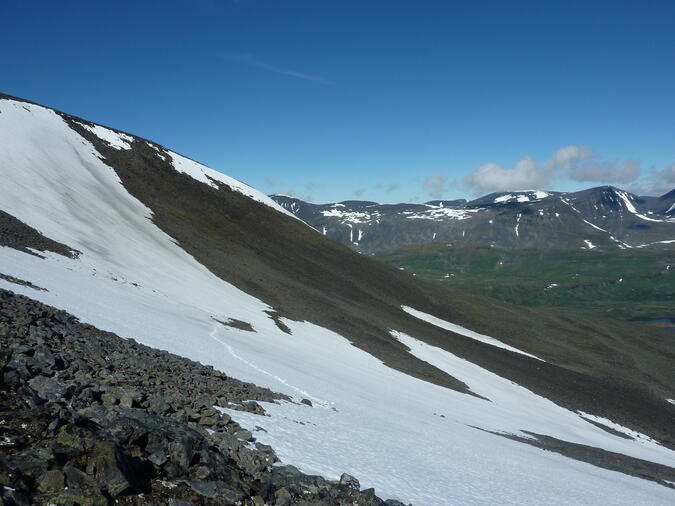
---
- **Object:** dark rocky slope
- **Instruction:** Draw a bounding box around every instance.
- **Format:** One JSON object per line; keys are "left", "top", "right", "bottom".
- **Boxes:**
{"left": 0, "top": 210, "right": 79, "bottom": 259}
{"left": 0, "top": 289, "right": 404, "bottom": 505}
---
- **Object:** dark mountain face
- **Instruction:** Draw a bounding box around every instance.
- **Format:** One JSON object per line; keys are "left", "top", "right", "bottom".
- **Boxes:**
{"left": 645, "top": 189, "right": 675, "bottom": 215}
{"left": 271, "top": 186, "right": 675, "bottom": 254}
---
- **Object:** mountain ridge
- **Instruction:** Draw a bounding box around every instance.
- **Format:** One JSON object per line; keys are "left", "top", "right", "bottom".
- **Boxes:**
{"left": 270, "top": 185, "right": 674, "bottom": 254}
{"left": 272, "top": 186, "right": 674, "bottom": 211}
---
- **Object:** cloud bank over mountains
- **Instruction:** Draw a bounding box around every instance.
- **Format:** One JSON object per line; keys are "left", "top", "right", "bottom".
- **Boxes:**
{"left": 459, "top": 145, "right": 672, "bottom": 197}
{"left": 464, "top": 145, "right": 633, "bottom": 193}
{"left": 267, "top": 147, "right": 672, "bottom": 205}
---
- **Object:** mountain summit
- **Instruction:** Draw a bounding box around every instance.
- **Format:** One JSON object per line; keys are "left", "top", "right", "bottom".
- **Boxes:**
{"left": 1, "top": 94, "right": 674, "bottom": 505}
{"left": 271, "top": 186, "right": 675, "bottom": 253}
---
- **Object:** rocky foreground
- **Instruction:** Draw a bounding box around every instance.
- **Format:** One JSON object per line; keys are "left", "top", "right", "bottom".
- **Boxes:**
{"left": 0, "top": 288, "right": 406, "bottom": 505}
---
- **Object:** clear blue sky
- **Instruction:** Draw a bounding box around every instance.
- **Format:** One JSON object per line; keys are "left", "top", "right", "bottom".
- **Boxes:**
{"left": 3, "top": 0, "right": 673, "bottom": 202}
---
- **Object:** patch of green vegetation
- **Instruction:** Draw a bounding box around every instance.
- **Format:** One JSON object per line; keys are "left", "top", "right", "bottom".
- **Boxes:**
{"left": 375, "top": 243, "right": 675, "bottom": 323}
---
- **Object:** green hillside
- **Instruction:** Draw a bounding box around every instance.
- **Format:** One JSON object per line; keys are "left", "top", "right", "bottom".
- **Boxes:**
{"left": 375, "top": 243, "right": 675, "bottom": 325}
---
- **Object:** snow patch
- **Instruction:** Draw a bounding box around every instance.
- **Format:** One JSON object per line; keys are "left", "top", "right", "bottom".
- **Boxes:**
{"left": 515, "top": 213, "right": 522, "bottom": 238}
{"left": 401, "top": 207, "right": 479, "bottom": 221}
{"left": 147, "top": 142, "right": 167, "bottom": 160}
{"left": 321, "top": 209, "right": 378, "bottom": 224}
{"left": 79, "top": 123, "right": 133, "bottom": 150}
{"left": 577, "top": 412, "right": 659, "bottom": 444}
{"left": 401, "top": 306, "right": 542, "bottom": 360}
{"left": 636, "top": 240, "right": 675, "bottom": 248}
{"left": 494, "top": 191, "right": 549, "bottom": 204}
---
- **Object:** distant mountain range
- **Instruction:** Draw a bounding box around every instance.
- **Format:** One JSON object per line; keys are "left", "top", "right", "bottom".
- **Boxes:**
{"left": 271, "top": 187, "right": 675, "bottom": 253}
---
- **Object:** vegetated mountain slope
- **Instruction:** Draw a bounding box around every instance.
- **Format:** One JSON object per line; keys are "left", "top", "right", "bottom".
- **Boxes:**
{"left": 1, "top": 94, "right": 674, "bottom": 505}
{"left": 271, "top": 187, "right": 675, "bottom": 253}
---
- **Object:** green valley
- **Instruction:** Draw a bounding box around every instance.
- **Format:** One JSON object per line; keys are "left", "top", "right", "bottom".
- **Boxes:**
{"left": 375, "top": 243, "right": 675, "bottom": 325}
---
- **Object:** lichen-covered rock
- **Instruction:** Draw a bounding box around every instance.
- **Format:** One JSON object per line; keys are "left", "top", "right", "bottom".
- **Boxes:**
{"left": 37, "top": 468, "right": 64, "bottom": 492}
{"left": 339, "top": 472, "right": 361, "bottom": 490}
{"left": 28, "top": 375, "right": 68, "bottom": 401}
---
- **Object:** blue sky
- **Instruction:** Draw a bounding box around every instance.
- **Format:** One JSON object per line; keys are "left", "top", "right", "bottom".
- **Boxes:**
{"left": 3, "top": 0, "right": 673, "bottom": 202}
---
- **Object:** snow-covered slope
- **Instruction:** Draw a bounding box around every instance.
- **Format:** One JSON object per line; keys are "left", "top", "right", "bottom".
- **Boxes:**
{"left": 1, "top": 96, "right": 674, "bottom": 505}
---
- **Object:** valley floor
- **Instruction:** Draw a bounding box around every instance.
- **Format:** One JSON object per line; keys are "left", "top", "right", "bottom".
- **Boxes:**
{"left": 374, "top": 244, "right": 675, "bottom": 324}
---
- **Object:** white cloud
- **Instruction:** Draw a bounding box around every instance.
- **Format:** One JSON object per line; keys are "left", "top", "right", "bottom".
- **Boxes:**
{"left": 627, "top": 162, "right": 675, "bottom": 196}
{"left": 423, "top": 173, "right": 446, "bottom": 198}
{"left": 541, "top": 145, "right": 594, "bottom": 171}
{"left": 569, "top": 159, "right": 641, "bottom": 184}
{"left": 375, "top": 182, "right": 400, "bottom": 193}
{"left": 464, "top": 145, "right": 642, "bottom": 193}
{"left": 464, "top": 155, "right": 548, "bottom": 193}
{"left": 656, "top": 162, "right": 675, "bottom": 185}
